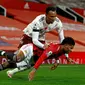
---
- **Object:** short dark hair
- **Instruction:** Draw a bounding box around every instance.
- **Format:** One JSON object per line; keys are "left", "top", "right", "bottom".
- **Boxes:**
{"left": 46, "top": 6, "right": 56, "bottom": 14}
{"left": 61, "top": 37, "right": 75, "bottom": 46}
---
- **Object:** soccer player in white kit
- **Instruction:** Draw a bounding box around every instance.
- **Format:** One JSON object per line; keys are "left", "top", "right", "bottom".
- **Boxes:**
{"left": 6, "top": 43, "right": 34, "bottom": 78}
{"left": 0, "top": 44, "right": 42, "bottom": 78}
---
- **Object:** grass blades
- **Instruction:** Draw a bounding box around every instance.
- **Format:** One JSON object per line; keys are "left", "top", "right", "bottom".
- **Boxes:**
{"left": 0, "top": 64, "right": 85, "bottom": 85}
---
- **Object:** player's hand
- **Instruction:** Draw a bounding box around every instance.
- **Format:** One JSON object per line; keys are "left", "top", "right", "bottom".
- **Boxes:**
{"left": 50, "top": 63, "right": 58, "bottom": 70}
{"left": 71, "top": 60, "right": 78, "bottom": 64}
{"left": 74, "top": 62, "right": 78, "bottom": 64}
{"left": 68, "top": 58, "right": 78, "bottom": 64}
{"left": 28, "top": 69, "right": 36, "bottom": 81}
{"left": 50, "top": 65, "right": 57, "bottom": 70}
{"left": 43, "top": 43, "right": 49, "bottom": 49}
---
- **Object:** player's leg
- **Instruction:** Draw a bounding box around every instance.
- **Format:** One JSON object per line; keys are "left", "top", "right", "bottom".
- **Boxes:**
{"left": 0, "top": 61, "right": 9, "bottom": 71}
{"left": 11, "top": 49, "right": 27, "bottom": 63}
{"left": 7, "top": 66, "right": 27, "bottom": 78}
{"left": 18, "top": 34, "right": 32, "bottom": 48}
{"left": 0, "top": 50, "right": 16, "bottom": 62}
{"left": 0, "top": 50, "right": 8, "bottom": 71}
{"left": 0, "top": 59, "right": 17, "bottom": 71}
{"left": 7, "top": 43, "right": 35, "bottom": 78}
{"left": 7, "top": 58, "right": 31, "bottom": 78}
{"left": 0, "top": 50, "right": 18, "bottom": 71}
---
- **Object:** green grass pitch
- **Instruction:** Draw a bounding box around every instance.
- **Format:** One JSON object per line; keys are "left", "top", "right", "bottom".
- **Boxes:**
{"left": 0, "top": 64, "right": 85, "bottom": 85}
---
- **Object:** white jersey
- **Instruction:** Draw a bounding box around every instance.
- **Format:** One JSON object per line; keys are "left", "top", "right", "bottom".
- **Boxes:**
{"left": 23, "top": 14, "right": 64, "bottom": 48}
{"left": 16, "top": 44, "right": 33, "bottom": 67}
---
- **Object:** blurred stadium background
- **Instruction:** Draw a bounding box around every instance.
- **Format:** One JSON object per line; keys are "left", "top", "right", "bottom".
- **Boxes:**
{"left": 0, "top": 0, "right": 85, "bottom": 64}
{"left": 0, "top": 0, "right": 85, "bottom": 84}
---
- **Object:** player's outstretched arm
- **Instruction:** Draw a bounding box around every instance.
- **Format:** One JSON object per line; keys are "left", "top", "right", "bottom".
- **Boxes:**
{"left": 50, "top": 62, "right": 59, "bottom": 70}
{"left": 29, "top": 68, "right": 36, "bottom": 81}
{"left": 66, "top": 57, "right": 77, "bottom": 64}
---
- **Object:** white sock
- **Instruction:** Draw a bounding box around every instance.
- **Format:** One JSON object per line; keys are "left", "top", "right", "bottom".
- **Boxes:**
{"left": 10, "top": 67, "right": 27, "bottom": 74}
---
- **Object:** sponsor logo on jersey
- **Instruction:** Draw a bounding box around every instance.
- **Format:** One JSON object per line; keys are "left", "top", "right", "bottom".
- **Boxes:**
{"left": 47, "top": 51, "right": 52, "bottom": 57}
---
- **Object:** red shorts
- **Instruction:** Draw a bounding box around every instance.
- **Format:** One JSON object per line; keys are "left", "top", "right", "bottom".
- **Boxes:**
{"left": 18, "top": 34, "right": 32, "bottom": 48}
{"left": 18, "top": 34, "right": 45, "bottom": 57}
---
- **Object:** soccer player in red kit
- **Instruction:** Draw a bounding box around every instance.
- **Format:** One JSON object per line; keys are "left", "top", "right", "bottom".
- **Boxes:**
{"left": 29, "top": 37, "right": 77, "bottom": 81}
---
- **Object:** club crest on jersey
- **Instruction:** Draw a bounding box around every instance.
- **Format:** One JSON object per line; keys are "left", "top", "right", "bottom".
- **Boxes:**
{"left": 47, "top": 51, "right": 52, "bottom": 57}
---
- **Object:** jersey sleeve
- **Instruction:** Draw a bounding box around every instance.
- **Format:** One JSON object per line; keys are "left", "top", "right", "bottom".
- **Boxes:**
{"left": 56, "top": 20, "right": 63, "bottom": 33}
{"left": 32, "top": 15, "right": 45, "bottom": 48}
{"left": 34, "top": 50, "right": 48, "bottom": 69}
{"left": 32, "top": 31, "right": 44, "bottom": 48}
{"left": 58, "top": 29, "right": 64, "bottom": 43}
{"left": 55, "top": 19, "right": 64, "bottom": 43}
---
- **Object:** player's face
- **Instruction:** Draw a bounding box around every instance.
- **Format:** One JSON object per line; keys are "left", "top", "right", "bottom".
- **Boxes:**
{"left": 46, "top": 11, "right": 57, "bottom": 24}
{"left": 63, "top": 44, "right": 74, "bottom": 53}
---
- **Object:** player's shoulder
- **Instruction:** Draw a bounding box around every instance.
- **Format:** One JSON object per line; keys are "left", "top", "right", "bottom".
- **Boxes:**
{"left": 55, "top": 17, "right": 62, "bottom": 23}
{"left": 36, "top": 14, "right": 45, "bottom": 21}
{"left": 54, "top": 17, "right": 63, "bottom": 27}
